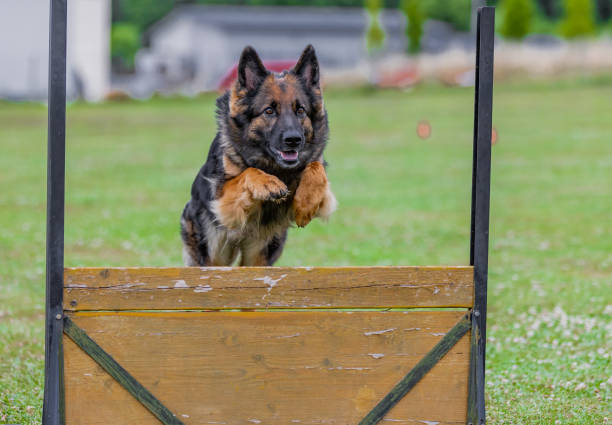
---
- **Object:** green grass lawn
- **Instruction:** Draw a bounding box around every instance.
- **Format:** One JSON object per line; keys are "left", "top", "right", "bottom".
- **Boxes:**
{"left": 1, "top": 78, "right": 610, "bottom": 424}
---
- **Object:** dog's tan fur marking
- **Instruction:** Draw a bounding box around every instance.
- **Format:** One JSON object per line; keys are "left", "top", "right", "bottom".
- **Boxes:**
{"left": 215, "top": 168, "right": 288, "bottom": 229}
{"left": 293, "top": 161, "right": 335, "bottom": 227}
{"left": 229, "top": 86, "right": 247, "bottom": 117}
{"left": 303, "top": 116, "right": 314, "bottom": 142}
{"left": 222, "top": 154, "right": 245, "bottom": 179}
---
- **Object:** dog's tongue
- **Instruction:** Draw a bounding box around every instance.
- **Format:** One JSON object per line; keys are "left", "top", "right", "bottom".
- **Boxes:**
{"left": 281, "top": 151, "right": 298, "bottom": 161}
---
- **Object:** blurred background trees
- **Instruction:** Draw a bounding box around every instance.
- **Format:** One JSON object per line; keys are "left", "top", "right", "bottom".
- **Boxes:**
{"left": 401, "top": 0, "right": 424, "bottom": 54}
{"left": 366, "top": 0, "right": 385, "bottom": 52}
{"left": 501, "top": 0, "right": 534, "bottom": 39}
{"left": 561, "top": 0, "right": 596, "bottom": 37}
{"left": 494, "top": 0, "right": 611, "bottom": 40}
{"left": 111, "top": 23, "right": 140, "bottom": 71}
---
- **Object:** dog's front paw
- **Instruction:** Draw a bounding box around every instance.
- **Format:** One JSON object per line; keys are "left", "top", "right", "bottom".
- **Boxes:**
{"left": 293, "top": 162, "right": 328, "bottom": 227}
{"left": 246, "top": 169, "right": 289, "bottom": 202}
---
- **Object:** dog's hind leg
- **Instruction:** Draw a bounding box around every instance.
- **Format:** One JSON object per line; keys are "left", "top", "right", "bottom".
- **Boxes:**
{"left": 180, "top": 203, "right": 210, "bottom": 266}
{"left": 180, "top": 218, "right": 208, "bottom": 266}
{"left": 263, "top": 230, "right": 288, "bottom": 266}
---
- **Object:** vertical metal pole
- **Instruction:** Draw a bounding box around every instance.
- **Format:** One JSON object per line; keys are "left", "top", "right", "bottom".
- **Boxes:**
{"left": 468, "top": 6, "right": 494, "bottom": 425}
{"left": 43, "top": 0, "right": 67, "bottom": 424}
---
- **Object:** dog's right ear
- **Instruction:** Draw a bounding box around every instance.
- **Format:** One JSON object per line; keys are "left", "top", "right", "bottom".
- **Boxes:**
{"left": 237, "top": 46, "right": 268, "bottom": 92}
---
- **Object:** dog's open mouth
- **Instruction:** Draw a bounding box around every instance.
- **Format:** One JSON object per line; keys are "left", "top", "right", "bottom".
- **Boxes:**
{"left": 279, "top": 150, "right": 298, "bottom": 162}
{"left": 273, "top": 148, "right": 301, "bottom": 168}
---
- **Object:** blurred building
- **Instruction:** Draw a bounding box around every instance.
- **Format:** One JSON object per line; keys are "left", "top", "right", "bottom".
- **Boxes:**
{"left": 117, "top": 5, "right": 408, "bottom": 97}
{"left": 0, "top": 0, "right": 111, "bottom": 102}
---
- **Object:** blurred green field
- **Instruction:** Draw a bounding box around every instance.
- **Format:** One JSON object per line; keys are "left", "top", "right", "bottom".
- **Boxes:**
{"left": 1, "top": 79, "right": 610, "bottom": 424}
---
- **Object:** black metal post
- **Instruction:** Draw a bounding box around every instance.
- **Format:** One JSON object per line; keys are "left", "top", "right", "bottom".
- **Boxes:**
{"left": 43, "top": 0, "right": 67, "bottom": 424}
{"left": 467, "top": 6, "right": 494, "bottom": 425}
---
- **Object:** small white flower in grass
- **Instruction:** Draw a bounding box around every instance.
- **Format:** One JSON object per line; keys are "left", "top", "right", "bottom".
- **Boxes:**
{"left": 608, "top": 376, "right": 612, "bottom": 386}
{"left": 575, "top": 382, "right": 587, "bottom": 391}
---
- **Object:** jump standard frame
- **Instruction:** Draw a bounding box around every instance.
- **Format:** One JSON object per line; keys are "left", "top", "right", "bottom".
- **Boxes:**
{"left": 42, "top": 3, "right": 495, "bottom": 424}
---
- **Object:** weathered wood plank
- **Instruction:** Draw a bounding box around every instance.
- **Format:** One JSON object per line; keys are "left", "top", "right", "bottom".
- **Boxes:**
{"left": 63, "top": 318, "right": 185, "bottom": 425}
{"left": 64, "top": 311, "right": 469, "bottom": 425}
{"left": 359, "top": 314, "right": 471, "bottom": 425}
{"left": 64, "top": 266, "right": 474, "bottom": 310}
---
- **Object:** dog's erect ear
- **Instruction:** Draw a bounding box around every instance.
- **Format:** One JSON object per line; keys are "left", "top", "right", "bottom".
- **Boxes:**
{"left": 237, "top": 46, "right": 268, "bottom": 92}
{"left": 293, "top": 44, "right": 320, "bottom": 88}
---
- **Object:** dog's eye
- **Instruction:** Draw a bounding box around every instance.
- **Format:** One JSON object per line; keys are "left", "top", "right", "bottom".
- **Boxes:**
{"left": 296, "top": 107, "right": 306, "bottom": 115}
{"left": 264, "top": 107, "right": 275, "bottom": 115}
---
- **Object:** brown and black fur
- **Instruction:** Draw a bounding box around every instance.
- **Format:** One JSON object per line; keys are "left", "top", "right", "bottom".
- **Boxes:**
{"left": 181, "top": 45, "right": 336, "bottom": 266}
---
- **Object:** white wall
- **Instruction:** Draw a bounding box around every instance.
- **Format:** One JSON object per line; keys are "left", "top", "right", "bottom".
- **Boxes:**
{"left": 68, "top": 0, "right": 111, "bottom": 101}
{"left": 0, "top": 0, "right": 110, "bottom": 101}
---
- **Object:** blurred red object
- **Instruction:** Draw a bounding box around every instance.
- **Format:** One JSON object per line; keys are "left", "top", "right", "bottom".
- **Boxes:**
{"left": 491, "top": 127, "right": 498, "bottom": 145}
{"left": 217, "top": 60, "right": 297, "bottom": 91}
{"left": 378, "top": 66, "right": 419, "bottom": 88}
{"left": 416, "top": 120, "right": 431, "bottom": 140}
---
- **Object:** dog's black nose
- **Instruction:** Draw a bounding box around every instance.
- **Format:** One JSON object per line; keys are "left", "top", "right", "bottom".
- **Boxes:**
{"left": 283, "top": 131, "right": 303, "bottom": 148}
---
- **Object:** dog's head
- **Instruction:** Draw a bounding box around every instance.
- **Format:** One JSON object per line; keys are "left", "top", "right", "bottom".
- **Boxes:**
{"left": 220, "top": 45, "right": 328, "bottom": 173}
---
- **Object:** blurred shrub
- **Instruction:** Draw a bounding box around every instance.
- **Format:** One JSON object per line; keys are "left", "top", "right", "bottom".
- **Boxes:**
{"left": 111, "top": 23, "right": 140, "bottom": 71}
{"left": 422, "top": 0, "right": 472, "bottom": 31}
{"left": 561, "top": 0, "right": 596, "bottom": 38}
{"left": 401, "top": 0, "right": 424, "bottom": 54}
{"left": 501, "top": 0, "right": 534, "bottom": 39}
{"left": 366, "top": 0, "right": 385, "bottom": 51}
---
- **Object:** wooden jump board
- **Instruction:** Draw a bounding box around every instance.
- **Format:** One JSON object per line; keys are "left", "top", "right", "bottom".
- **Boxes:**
{"left": 62, "top": 266, "right": 474, "bottom": 425}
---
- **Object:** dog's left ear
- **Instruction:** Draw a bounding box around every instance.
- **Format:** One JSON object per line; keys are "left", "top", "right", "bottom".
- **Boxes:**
{"left": 293, "top": 45, "right": 320, "bottom": 88}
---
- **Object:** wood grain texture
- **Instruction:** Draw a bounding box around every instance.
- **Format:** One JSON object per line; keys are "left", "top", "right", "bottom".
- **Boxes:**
{"left": 359, "top": 314, "right": 471, "bottom": 425}
{"left": 64, "top": 311, "right": 469, "bottom": 425}
{"left": 64, "top": 266, "right": 474, "bottom": 311}
{"left": 63, "top": 318, "right": 185, "bottom": 425}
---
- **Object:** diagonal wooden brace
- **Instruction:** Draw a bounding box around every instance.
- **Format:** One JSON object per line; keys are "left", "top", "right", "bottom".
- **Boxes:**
{"left": 359, "top": 314, "right": 472, "bottom": 425}
{"left": 63, "top": 317, "right": 185, "bottom": 425}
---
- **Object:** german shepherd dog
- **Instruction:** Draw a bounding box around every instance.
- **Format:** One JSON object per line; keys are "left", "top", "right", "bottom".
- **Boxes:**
{"left": 181, "top": 45, "right": 336, "bottom": 266}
